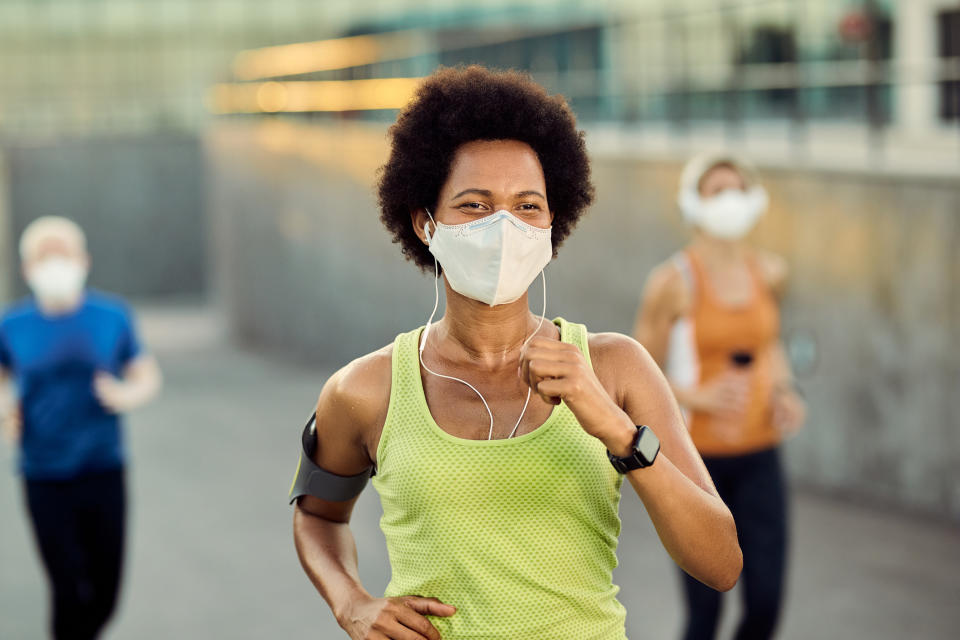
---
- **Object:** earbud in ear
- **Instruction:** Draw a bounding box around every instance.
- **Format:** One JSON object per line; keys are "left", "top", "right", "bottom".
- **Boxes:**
{"left": 422, "top": 208, "right": 437, "bottom": 245}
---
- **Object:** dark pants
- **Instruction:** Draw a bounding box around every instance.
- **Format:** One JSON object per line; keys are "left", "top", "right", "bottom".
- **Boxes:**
{"left": 681, "top": 448, "right": 787, "bottom": 640}
{"left": 24, "top": 468, "right": 126, "bottom": 640}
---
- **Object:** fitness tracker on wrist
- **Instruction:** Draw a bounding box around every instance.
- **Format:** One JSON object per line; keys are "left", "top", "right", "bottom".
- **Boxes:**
{"left": 607, "top": 425, "right": 660, "bottom": 473}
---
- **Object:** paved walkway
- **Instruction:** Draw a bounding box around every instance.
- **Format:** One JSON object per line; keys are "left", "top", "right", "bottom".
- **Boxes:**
{"left": 1, "top": 304, "right": 957, "bottom": 639}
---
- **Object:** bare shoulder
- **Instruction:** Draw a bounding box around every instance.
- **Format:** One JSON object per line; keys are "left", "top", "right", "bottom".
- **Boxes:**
{"left": 314, "top": 342, "right": 394, "bottom": 469}
{"left": 326, "top": 342, "right": 392, "bottom": 400}
{"left": 586, "top": 331, "right": 662, "bottom": 403}
{"left": 587, "top": 331, "right": 657, "bottom": 371}
{"left": 641, "top": 258, "right": 690, "bottom": 317}
{"left": 753, "top": 248, "right": 789, "bottom": 296}
{"left": 645, "top": 259, "right": 686, "bottom": 300}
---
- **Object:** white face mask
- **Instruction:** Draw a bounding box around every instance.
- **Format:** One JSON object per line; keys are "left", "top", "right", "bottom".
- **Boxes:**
{"left": 26, "top": 257, "right": 87, "bottom": 306}
{"left": 680, "top": 186, "right": 768, "bottom": 240}
{"left": 424, "top": 209, "right": 553, "bottom": 306}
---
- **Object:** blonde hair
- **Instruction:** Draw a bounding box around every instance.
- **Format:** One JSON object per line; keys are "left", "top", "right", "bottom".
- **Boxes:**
{"left": 19, "top": 216, "right": 87, "bottom": 261}
{"left": 679, "top": 151, "right": 760, "bottom": 196}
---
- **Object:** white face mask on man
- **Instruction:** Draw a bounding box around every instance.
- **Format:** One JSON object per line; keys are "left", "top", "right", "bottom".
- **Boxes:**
{"left": 26, "top": 257, "right": 88, "bottom": 306}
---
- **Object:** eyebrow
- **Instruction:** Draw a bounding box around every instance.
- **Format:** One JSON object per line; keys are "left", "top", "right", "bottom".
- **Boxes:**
{"left": 516, "top": 190, "right": 546, "bottom": 199}
{"left": 449, "top": 188, "right": 547, "bottom": 201}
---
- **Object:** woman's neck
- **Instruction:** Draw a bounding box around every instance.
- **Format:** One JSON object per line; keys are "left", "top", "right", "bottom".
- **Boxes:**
{"left": 691, "top": 233, "right": 748, "bottom": 267}
{"left": 432, "top": 282, "right": 547, "bottom": 369}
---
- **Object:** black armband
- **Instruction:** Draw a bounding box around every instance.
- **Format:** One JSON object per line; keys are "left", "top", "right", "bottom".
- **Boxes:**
{"left": 288, "top": 412, "right": 374, "bottom": 505}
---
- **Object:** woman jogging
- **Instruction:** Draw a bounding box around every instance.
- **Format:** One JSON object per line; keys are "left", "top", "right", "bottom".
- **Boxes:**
{"left": 292, "top": 66, "right": 743, "bottom": 640}
{"left": 633, "top": 153, "right": 806, "bottom": 640}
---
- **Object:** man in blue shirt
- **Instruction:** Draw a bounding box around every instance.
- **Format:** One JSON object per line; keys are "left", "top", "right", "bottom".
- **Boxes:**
{"left": 0, "top": 216, "right": 162, "bottom": 640}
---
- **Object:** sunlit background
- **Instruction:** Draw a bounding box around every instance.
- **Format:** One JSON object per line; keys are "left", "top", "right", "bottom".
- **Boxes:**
{"left": 1, "top": 1, "right": 958, "bottom": 639}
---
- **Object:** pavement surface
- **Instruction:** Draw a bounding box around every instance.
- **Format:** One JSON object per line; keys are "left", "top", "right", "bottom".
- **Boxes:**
{"left": 1, "top": 304, "right": 958, "bottom": 639}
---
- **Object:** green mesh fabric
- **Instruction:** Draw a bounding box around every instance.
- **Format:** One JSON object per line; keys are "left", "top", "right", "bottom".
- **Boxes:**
{"left": 371, "top": 318, "right": 627, "bottom": 640}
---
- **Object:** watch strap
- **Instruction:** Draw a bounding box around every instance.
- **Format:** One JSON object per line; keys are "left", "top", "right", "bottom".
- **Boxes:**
{"left": 607, "top": 425, "right": 660, "bottom": 473}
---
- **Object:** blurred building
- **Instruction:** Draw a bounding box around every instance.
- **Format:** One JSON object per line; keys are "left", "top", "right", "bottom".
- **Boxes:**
{"left": 1, "top": 1, "right": 958, "bottom": 519}
{"left": 1, "top": 1, "right": 958, "bottom": 166}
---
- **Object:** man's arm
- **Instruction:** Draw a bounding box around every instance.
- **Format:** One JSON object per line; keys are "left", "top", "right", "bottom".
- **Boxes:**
{"left": 0, "top": 369, "right": 20, "bottom": 445}
{"left": 93, "top": 354, "right": 162, "bottom": 414}
{"left": 293, "top": 349, "right": 455, "bottom": 640}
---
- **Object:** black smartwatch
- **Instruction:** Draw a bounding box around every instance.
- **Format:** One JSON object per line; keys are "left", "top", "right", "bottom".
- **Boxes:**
{"left": 607, "top": 425, "right": 660, "bottom": 473}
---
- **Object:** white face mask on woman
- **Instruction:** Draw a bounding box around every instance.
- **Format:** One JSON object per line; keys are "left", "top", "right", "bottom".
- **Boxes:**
{"left": 680, "top": 186, "right": 768, "bottom": 241}
{"left": 424, "top": 209, "right": 553, "bottom": 306}
{"left": 26, "top": 257, "right": 88, "bottom": 306}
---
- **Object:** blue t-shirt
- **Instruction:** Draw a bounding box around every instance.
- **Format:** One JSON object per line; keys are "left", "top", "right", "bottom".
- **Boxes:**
{"left": 0, "top": 290, "right": 142, "bottom": 480}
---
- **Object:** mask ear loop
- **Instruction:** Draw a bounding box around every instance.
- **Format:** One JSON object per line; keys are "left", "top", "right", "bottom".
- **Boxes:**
{"left": 418, "top": 209, "right": 549, "bottom": 441}
{"left": 419, "top": 209, "right": 496, "bottom": 439}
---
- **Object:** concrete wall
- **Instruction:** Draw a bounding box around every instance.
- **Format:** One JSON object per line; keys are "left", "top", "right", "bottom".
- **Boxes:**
{"left": 205, "top": 122, "right": 437, "bottom": 359}
{"left": 206, "top": 120, "right": 960, "bottom": 521}
{"left": 0, "top": 152, "right": 15, "bottom": 303}
{"left": 2, "top": 135, "right": 207, "bottom": 300}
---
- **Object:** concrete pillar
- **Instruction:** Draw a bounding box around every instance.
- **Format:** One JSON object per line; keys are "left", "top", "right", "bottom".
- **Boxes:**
{"left": 0, "top": 151, "right": 14, "bottom": 304}
{"left": 893, "top": 0, "right": 941, "bottom": 135}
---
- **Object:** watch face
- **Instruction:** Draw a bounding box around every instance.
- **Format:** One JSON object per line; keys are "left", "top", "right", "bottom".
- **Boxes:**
{"left": 637, "top": 428, "right": 660, "bottom": 462}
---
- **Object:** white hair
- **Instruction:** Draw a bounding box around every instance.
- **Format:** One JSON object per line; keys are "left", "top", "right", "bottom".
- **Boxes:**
{"left": 19, "top": 216, "right": 87, "bottom": 261}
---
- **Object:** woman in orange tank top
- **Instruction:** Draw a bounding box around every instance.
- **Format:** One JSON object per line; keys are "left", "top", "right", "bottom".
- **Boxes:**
{"left": 634, "top": 153, "right": 806, "bottom": 640}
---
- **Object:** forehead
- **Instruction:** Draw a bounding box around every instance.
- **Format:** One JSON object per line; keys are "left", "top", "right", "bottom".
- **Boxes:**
{"left": 25, "top": 230, "right": 85, "bottom": 260}
{"left": 444, "top": 140, "right": 545, "bottom": 190}
{"left": 700, "top": 164, "right": 745, "bottom": 188}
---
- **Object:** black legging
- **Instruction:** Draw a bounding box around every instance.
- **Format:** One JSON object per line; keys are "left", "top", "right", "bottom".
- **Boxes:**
{"left": 681, "top": 447, "right": 787, "bottom": 640}
{"left": 24, "top": 468, "right": 126, "bottom": 640}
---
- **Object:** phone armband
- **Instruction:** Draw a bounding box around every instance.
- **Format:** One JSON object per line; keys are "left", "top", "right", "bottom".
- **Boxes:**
{"left": 288, "top": 413, "right": 373, "bottom": 504}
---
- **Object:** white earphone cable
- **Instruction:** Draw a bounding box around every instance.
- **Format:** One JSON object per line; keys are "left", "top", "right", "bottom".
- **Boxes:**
{"left": 506, "top": 271, "right": 546, "bottom": 439}
{"left": 419, "top": 214, "right": 548, "bottom": 440}
{"left": 419, "top": 256, "right": 497, "bottom": 439}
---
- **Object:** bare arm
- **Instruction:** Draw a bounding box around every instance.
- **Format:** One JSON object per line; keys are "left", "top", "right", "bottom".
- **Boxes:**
{"left": 606, "top": 336, "right": 742, "bottom": 591}
{"left": 757, "top": 251, "right": 807, "bottom": 435}
{"left": 632, "top": 263, "right": 682, "bottom": 367}
{"left": 757, "top": 248, "right": 795, "bottom": 390}
{"left": 520, "top": 334, "right": 742, "bottom": 592}
{"left": 293, "top": 358, "right": 381, "bottom": 625}
{"left": 0, "top": 369, "right": 19, "bottom": 445}
{"left": 93, "top": 354, "right": 163, "bottom": 414}
{"left": 294, "top": 496, "right": 365, "bottom": 620}
{"left": 292, "top": 350, "right": 455, "bottom": 640}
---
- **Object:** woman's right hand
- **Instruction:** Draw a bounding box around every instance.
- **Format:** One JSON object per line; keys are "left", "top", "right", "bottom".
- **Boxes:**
{"left": 339, "top": 595, "right": 456, "bottom": 640}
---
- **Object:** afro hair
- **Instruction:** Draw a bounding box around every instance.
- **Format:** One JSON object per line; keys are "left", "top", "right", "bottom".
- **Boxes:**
{"left": 377, "top": 65, "right": 595, "bottom": 271}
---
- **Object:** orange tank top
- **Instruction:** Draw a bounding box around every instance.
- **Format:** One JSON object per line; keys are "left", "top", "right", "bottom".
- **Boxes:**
{"left": 668, "top": 249, "right": 781, "bottom": 457}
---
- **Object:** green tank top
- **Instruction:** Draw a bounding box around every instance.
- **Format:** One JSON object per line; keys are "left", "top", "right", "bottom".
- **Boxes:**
{"left": 372, "top": 318, "right": 628, "bottom": 640}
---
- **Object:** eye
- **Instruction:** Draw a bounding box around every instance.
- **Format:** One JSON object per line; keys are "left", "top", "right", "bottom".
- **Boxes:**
{"left": 516, "top": 203, "right": 544, "bottom": 216}
{"left": 458, "top": 201, "right": 489, "bottom": 211}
